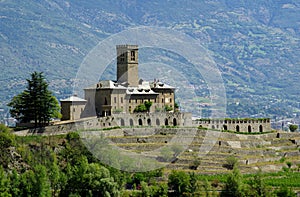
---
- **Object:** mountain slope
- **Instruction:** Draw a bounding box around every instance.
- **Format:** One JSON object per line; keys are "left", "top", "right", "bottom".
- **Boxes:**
{"left": 1, "top": 0, "right": 300, "bottom": 119}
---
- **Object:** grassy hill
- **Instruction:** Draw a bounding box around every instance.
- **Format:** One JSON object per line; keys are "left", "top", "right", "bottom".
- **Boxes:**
{"left": 2, "top": 124, "right": 300, "bottom": 195}
{"left": 1, "top": 0, "right": 300, "bottom": 119}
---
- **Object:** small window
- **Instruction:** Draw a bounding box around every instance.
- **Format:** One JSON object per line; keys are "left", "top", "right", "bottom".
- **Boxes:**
{"left": 162, "top": 98, "right": 164, "bottom": 103}
{"left": 73, "top": 108, "right": 75, "bottom": 112}
{"left": 131, "top": 51, "right": 135, "bottom": 61}
{"left": 129, "top": 99, "right": 131, "bottom": 103}
{"left": 121, "top": 97, "right": 123, "bottom": 103}
{"left": 114, "top": 97, "right": 117, "bottom": 103}
{"left": 170, "top": 98, "right": 172, "bottom": 103}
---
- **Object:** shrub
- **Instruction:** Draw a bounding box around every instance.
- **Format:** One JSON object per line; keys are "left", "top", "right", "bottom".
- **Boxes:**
{"left": 289, "top": 125, "right": 298, "bottom": 132}
{"left": 286, "top": 161, "right": 292, "bottom": 168}
{"left": 223, "top": 156, "right": 238, "bottom": 170}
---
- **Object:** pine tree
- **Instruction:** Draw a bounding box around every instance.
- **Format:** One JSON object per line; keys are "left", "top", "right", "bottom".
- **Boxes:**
{"left": 8, "top": 72, "right": 61, "bottom": 128}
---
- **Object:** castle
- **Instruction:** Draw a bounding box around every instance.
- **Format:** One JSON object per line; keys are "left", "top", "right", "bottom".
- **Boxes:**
{"left": 60, "top": 45, "right": 271, "bottom": 133}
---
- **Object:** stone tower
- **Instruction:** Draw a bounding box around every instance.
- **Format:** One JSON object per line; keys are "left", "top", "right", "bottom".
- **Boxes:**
{"left": 116, "top": 45, "right": 139, "bottom": 87}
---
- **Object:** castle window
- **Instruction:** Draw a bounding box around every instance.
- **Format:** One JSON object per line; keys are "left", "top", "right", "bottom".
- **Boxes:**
{"left": 248, "top": 125, "right": 252, "bottom": 133}
{"left": 114, "top": 97, "right": 116, "bottom": 103}
{"left": 131, "top": 51, "right": 135, "bottom": 61}
{"left": 173, "top": 118, "right": 177, "bottom": 126}
{"left": 121, "top": 97, "right": 123, "bottom": 103}
{"left": 129, "top": 99, "right": 131, "bottom": 103}
{"left": 162, "top": 98, "right": 164, "bottom": 103}
{"left": 130, "top": 119, "right": 134, "bottom": 126}
{"left": 120, "top": 53, "right": 125, "bottom": 62}
{"left": 156, "top": 119, "right": 160, "bottom": 126}
{"left": 259, "top": 125, "right": 263, "bottom": 132}
{"left": 138, "top": 119, "right": 143, "bottom": 126}
{"left": 165, "top": 118, "right": 168, "bottom": 126}
{"left": 236, "top": 125, "right": 240, "bottom": 132}
{"left": 120, "top": 119, "right": 125, "bottom": 126}
{"left": 170, "top": 98, "right": 172, "bottom": 103}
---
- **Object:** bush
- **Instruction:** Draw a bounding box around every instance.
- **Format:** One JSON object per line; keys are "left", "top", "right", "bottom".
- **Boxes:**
{"left": 289, "top": 125, "right": 298, "bottom": 132}
{"left": 223, "top": 156, "right": 238, "bottom": 170}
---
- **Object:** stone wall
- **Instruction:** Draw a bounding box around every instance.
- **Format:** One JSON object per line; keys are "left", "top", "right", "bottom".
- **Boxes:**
{"left": 15, "top": 112, "right": 192, "bottom": 136}
{"left": 193, "top": 118, "right": 271, "bottom": 133}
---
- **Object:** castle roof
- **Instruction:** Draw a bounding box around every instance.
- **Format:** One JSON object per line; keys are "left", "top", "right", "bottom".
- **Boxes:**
{"left": 60, "top": 95, "right": 87, "bottom": 102}
{"left": 84, "top": 80, "right": 168, "bottom": 95}
{"left": 150, "top": 82, "right": 175, "bottom": 90}
{"left": 126, "top": 81, "right": 158, "bottom": 95}
{"left": 84, "top": 80, "right": 127, "bottom": 90}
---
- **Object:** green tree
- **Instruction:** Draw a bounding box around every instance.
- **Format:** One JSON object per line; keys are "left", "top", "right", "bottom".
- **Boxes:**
{"left": 289, "top": 124, "right": 298, "bottom": 132}
{"left": 275, "top": 186, "right": 296, "bottom": 197}
{"left": 247, "top": 170, "right": 271, "bottom": 197}
{"left": 0, "top": 166, "right": 11, "bottom": 197}
{"left": 144, "top": 101, "right": 152, "bottom": 112}
{"left": 8, "top": 72, "right": 61, "bottom": 128}
{"left": 168, "top": 170, "right": 190, "bottom": 196}
{"left": 9, "top": 169, "right": 21, "bottom": 197}
{"left": 221, "top": 166, "right": 248, "bottom": 197}
{"left": 134, "top": 104, "right": 147, "bottom": 113}
{"left": 61, "top": 156, "right": 119, "bottom": 197}
{"left": 164, "top": 105, "right": 173, "bottom": 112}
{"left": 0, "top": 125, "right": 15, "bottom": 168}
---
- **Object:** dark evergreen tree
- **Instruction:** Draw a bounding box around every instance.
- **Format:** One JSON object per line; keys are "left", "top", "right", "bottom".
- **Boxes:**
{"left": 8, "top": 72, "right": 61, "bottom": 128}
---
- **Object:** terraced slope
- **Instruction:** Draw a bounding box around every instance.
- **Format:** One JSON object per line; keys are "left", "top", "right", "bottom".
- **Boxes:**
{"left": 107, "top": 128, "right": 300, "bottom": 174}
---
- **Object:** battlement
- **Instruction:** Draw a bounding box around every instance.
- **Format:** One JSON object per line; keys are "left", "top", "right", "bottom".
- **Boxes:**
{"left": 116, "top": 45, "right": 138, "bottom": 49}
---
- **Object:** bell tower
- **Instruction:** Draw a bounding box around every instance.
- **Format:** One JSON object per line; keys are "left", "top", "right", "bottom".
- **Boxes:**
{"left": 116, "top": 45, "right": 139, "bottom": 87}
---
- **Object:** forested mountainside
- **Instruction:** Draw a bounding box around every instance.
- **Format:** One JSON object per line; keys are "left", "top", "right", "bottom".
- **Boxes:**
{"left": 1, "top": 0, "right": 300, "bottom": 119}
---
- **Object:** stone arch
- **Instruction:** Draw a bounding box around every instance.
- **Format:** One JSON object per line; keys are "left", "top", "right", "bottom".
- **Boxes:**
{"left": 147, "top": 118, "right": 151, "bottom": 126}
{"left": 129, "top": 119, "right": 134, "bottom": 126}
{"left": 236, "top": 125, "right": 240, "bottom": 132}
{"left": 120, "top": 118, "right": 125, "bottom": 126}
{"left": 165, "top": 118, "right": 169, "bottom": 126}
{"left": 259, "top": 125, "right": 263, "bottom": 132}
{"left": 223, "top": 125, "right": 228, "bottom": 130}
{"left": 212, "top": 125, "right": 215, "bottom": 129}
{"left": 248, "top": 125, "right": 252, "bottom": 133}
{"left": 138, "top": 118, "right": 143, "bottom": 126}
{"left": 173, "top": 118, "right": 177, "bottom": 126}
{"left": 156, "top": 119, "right": 160, "bottom": 126}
